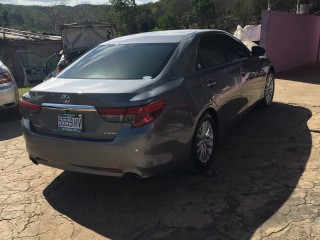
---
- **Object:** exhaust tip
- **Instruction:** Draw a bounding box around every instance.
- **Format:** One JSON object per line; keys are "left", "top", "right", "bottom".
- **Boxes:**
{"left": 29, "top": 157, "right": 39, "bottom": 165}
{"left": 123, "top": 173, "right": 143, "bottom": 181}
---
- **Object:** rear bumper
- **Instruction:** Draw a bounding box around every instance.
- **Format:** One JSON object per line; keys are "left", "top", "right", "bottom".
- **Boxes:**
{"left": 22, "top": 118, "right": 191, "bottom": 178}
{"left": 0, "top": 84, "right": 19, "bottom": 109}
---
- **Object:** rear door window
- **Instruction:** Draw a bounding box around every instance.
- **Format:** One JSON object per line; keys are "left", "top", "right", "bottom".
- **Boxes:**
{"left": 197, "top": 37, "right": 227, "bottom": 69}
{"left": 17, "top": 51, "right": 46, "bottom": 67}
{"left": 176, "top": 45, "right": 196, "bottom": 77}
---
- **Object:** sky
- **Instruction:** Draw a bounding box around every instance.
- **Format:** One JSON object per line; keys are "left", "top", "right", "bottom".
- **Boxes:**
{"left": 0, "top": 0, "right": 158, "bottom": 6}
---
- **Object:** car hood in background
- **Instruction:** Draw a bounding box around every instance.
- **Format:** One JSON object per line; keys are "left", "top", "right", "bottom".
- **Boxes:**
{"left": 61, "top": 23, "right": 116, "bottom": 55}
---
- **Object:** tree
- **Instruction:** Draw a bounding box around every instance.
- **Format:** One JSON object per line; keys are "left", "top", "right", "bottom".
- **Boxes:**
{"left": 9, "top": 13, "right": 24, "bottom": 29}
{"left": 109, "top": 0, "right": 137, "bottom": 35}
{"left": 1, "top": 0, "right": 302, "bottom": 36}
{"left": 190, "top": 0, "right": 215, "bottom": 28}
{"left": 2, "top": 10, "right": 9, "bottom": 28}
{"left": 271, "top": 0, "right": 298, "bottom": 11}
{"left": 134, "top": 3, "right": 156, "bottom": 32}
{"left": 156, "top": 13, "right": 179, "bottom": 30}
{"left": 0, "top": 4, "right": 3, "bottom": 26}
{"left": 213, "top": 0, "right": 233, "bottom": 29}
{"left": 159, "top": 0, "right": 192, "bottom": 29}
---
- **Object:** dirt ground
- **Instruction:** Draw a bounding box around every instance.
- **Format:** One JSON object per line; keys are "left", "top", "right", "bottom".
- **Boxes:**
{"left": 0, "top": 64, "right": 320, "bottom": 240}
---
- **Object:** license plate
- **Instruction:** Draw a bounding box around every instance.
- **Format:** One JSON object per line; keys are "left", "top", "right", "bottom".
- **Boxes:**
{"left": 58, "top": 113, "right": 83, "bottom": 132}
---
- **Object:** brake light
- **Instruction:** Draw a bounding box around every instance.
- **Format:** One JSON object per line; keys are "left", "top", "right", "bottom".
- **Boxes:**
{"left": 0, "top": 72, "right": 13, "bottom": 84}
{"left": 97, "top": 99, "right": 165, "bottom": 128}
{"left": 19, "top": 99, "right": 42, "bottom": 112}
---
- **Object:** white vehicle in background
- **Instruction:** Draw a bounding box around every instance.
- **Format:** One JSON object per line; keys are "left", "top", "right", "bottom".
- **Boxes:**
{"left": 0, "top": 60, "right": 19, "bottom": 114}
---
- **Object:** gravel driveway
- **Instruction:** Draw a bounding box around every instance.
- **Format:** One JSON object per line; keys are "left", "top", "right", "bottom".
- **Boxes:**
{"left": 1, "top": 65, "right": 320, "bottom": 240}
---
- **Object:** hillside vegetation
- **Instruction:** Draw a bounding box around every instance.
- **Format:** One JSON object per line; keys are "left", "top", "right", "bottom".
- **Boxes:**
{"left": 0, "top": 0, "right": 319, "bottom": 35}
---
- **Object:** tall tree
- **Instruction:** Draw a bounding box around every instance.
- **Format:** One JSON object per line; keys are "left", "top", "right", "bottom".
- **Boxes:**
{"left": 1, "top": 10, "right": 9, "bottom": 28}
{"left": 156, "top": 13, "right": 179, "bottom": 30}
{"left": 190, "top": 0, "right": 215, "bottom": 28}
{"left": 134, "top": 3, "right": 156, "bottom": 32}
{"left": 109, "top": 0, "right": 137, "bottom": 35}
{"left": 9, "top": 13, "right": 24, "bottom": 29}
{"left": 213, "top": 0, "right": 233, "bottom": 29}
{"left": 0, "top": 4, "right": 3, "bottom": 26}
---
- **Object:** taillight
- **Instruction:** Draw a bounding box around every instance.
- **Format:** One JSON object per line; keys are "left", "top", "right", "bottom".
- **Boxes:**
{"left": 0, "top": 72, "right": 13, "bottom": 84}
{"left": 126, "top": 100, "right": 166, "bottom": 127}
{"left": 97, "top": 108, "right": 126, "bottom": 123}
{"left": 19, "top": 99, "right": 42, "bottom": 113}
{"left": 97, "top": 99, "right": 165, "bottom": 128}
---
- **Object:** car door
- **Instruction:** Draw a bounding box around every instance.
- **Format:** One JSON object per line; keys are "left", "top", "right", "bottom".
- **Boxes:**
{"left": 17, "top": 50, "right": 46, "bottom": 86}
{"left": 45, "top": 53, "right": 60, "bottom": 76}
{"left": 43, "top": 53, "right": 61, "bottom": 80}
{"left": 195, "top": 34, "right": 245, "bottom": 129}
{"left": 218, "top": 35, "right": 264, "bottom": 110}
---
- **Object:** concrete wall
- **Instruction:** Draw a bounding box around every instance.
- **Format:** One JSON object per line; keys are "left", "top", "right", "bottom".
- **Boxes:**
{"left": 260, "top": 11, "right": 320, "bottom": 73}
{"left": 0, "top": 39, "right": 62, "bottom": 85}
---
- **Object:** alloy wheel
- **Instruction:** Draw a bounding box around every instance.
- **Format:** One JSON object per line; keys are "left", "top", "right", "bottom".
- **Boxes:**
{"left": 264, "top": 73, "right": 274, "bottom": 105}
{"left": 196, "top": 120, "right": 214, "bottom": 164}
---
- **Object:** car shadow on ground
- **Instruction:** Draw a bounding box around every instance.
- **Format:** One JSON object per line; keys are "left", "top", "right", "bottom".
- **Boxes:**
{"left": 0, "top": 111, "right": 22, "bottom": 140}
{"left": 277, "top": 64, "right": 320, "bottom": 84}
{"left": 43, "top": 102, "right": 312, "bottom": 240}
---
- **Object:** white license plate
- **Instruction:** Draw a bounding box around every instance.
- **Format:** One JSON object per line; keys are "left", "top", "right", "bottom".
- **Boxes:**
{"left": 58, "top": 113, "right": 83, "bottom": 132}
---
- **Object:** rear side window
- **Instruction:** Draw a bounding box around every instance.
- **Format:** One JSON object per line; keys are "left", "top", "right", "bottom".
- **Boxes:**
{"left": 197, "top": 37, "right": 227, "bottom": 69}
{"left": 176, "top": 45, "right": 196, "bottom": 77}
{"left": 58, "top": 43, "right": 178, "bottom": 79}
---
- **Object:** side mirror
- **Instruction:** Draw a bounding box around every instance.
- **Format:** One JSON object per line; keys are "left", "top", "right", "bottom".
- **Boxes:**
{"left": 252, "top": 46, "right": 266, "bottom": 57}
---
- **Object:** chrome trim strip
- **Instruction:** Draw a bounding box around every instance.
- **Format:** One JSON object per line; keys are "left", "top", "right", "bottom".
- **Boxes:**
{"left": 42, "top": 103, "right": 96, "bottom": 112}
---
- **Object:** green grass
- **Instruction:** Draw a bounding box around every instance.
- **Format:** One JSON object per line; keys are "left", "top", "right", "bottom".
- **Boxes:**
{"left": 18, "top": 87, "right": 31, "bottom": 98}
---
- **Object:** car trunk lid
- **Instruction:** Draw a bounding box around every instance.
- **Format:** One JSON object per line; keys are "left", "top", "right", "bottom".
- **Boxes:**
{"left": 24, "top": 78, "right": 154, "bottom": 140}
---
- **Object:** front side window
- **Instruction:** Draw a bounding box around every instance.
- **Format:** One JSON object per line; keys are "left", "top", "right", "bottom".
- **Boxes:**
{"left": 217, "top": 35, "right": 250, "bottom": 62}
{"left": 58, "top": 43, "right": 178, "bottom": 79}
{"left": 196, "top": 34, "right": 251, "bottom": 70}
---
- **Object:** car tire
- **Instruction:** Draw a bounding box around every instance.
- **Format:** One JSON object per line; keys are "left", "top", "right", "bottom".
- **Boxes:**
{"left": 262, "top": 72, "right": 275, "bottom": 107}
{"left": 189, "top": 113, "right": 217, "bottom": 172}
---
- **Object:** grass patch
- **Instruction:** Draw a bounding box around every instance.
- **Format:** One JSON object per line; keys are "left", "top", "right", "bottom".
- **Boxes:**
{"left": 18, "top": 87, "right": 31, "bottom": 98}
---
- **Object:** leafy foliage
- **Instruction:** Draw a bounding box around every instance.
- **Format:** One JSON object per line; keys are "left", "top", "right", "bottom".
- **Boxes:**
{"left": 189, "top": 0, "right": 215, "bottom": 28}
{"left": 0, "top": 0, "right": 319, "bottom": 35}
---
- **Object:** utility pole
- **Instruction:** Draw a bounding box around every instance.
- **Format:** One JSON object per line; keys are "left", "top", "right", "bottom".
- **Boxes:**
{"left": 297, "top": 0, "right": 300, "bottom": 13}
{"left": 268, "top": 0, "right": 271, "bottom": 10}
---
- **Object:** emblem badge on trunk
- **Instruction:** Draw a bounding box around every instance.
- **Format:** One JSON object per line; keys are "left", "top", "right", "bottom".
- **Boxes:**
{"left": 61, "top": 95, "right": 71, "bottom": 104}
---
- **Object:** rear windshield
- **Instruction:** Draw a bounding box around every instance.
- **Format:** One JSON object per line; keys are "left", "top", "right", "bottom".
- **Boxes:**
{"left": 58, "top": 43, "right": 178, "bottom": 79}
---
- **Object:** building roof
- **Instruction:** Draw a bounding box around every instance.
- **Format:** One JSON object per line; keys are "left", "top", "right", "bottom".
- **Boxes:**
{"left": 0, "top": 27, "right": 61, "bottom": 42}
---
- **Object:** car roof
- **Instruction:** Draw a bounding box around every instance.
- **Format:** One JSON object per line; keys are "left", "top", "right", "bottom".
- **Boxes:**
{"left": 102, "top": 29, "right": 226, "bottom": 44}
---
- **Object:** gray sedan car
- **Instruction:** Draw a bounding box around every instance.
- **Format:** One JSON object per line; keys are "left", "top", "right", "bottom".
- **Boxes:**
{"left": 21, "top": 30, "right": 274, "bottom": 178}
{"left": 0, "top": 60, "right": 19, "bottom": 112}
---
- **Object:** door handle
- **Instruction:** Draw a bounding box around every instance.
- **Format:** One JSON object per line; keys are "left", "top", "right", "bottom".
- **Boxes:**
{"left": 207, "top": 79, "right": 217, "bottom": 88}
